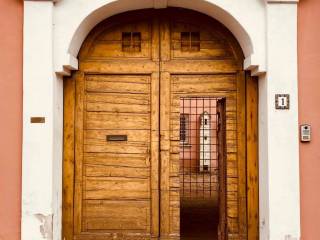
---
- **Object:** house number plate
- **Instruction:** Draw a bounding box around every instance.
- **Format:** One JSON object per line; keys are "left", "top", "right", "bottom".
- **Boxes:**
{"left": 275, "top": 94, "right": 290, "bottom": 110}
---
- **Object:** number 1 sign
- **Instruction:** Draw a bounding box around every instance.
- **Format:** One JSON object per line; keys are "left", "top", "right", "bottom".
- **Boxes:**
{"left": 275, "top": 94, "right": 290, "bottom": 110}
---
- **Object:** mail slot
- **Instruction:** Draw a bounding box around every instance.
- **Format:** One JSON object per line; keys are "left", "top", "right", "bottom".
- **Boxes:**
{"left": 107, "top": 135, "right": 128, "bottom": 142}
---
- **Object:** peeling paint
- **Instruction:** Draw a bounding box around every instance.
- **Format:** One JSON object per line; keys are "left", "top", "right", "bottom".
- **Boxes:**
{"left": 34, "top": 214, "right": 53, "bottom": 239}
{"left": 285, "top": 235, "right": 298, "bottom": 240}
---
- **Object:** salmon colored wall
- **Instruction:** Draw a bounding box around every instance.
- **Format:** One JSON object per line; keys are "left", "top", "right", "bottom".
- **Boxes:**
{"left": 0, "top": 1, "right": 23, "bottom": 240}
{"left": 298, "top": 0, "right": 320, "bottom": 239}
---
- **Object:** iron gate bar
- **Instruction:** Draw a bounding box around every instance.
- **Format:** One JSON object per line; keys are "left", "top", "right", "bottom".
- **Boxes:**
{"left": 180, "top": 97, "right": 221, "bottom": 199}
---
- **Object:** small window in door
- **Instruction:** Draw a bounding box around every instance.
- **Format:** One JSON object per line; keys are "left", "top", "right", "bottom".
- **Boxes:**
{"left": 181, "top": 32, "right": 200, "bottom": 52}
{"left": 122, "top": 32, "right": 142, "bottom": 52}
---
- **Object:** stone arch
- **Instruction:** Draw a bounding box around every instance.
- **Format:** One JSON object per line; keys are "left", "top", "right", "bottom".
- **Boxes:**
{"left": 54, "top": 0, "right": 265, "bottom": 75}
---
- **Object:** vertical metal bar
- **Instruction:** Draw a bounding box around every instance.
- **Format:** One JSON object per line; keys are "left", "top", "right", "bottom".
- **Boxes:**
{"left": 216, "top": 98, "right": 220, "bottom": 196}
{"left": 202, "top": 97, "right": 205, "bottom": 198}
{"left": 209, "top": 98, "right": 212, "bottom": 197}
{"left": 182, "top": 98, "right": 185, "bottom": 198}
{"left": 190, "top": 97, "right": 192, "bottom": 198}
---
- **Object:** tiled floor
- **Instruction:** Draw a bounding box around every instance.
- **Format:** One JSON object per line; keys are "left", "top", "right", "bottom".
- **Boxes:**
{"left": 180, "top": 198, "right": 219, "bottom": 240}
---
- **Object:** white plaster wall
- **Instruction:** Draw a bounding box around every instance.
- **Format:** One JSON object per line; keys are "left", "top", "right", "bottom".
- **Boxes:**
{"left": 22, "top": 0, "right": 301, "bottom": 239}
{"left": 52, "top": 75, "right": 64, "bottom": 240}
{"left": 258, "top": 74, "right": 270, "bottom": 239}
{"left": 22, "top": 2, "right": 55, "bottom": 239}
{"left": 266, "top": 3, "right": 300, "bottom": 239}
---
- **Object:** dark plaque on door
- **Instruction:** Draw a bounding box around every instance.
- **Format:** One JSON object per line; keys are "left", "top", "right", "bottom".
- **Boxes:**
{"left": 106, "top": 135, "right": 128, "bottom": 142}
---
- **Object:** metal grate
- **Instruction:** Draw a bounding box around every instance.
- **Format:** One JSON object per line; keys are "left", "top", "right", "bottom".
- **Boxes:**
{"left": 180, "top": 97, "right": 220, "bottom": 199}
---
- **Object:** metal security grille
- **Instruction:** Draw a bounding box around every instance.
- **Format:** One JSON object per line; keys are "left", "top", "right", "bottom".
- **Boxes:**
{"left": 180, "top": 97, "right": 220, "bottom": 199}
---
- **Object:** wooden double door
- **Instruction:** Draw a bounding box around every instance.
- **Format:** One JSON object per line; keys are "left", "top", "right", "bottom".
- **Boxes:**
{"left": 63, "top": 8, "right": 258, "bottom": 240}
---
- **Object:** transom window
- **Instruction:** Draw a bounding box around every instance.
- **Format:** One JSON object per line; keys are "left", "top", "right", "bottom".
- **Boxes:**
{"left": 181, "top": 32, "right": 200, "bottom": 52}
{"left": 122, "top": 32, "right": 142, "bottom": 52}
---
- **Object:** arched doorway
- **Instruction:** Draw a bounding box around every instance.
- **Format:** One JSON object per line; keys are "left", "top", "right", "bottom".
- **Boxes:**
{"left": 63, "top": 8, "right": 258, "bottom": 240}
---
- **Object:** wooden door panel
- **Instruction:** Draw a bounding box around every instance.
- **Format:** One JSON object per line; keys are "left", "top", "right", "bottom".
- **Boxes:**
{"left": 83, "top": 200, "right": 150, "bottom": 231}
{"left": 171, "top": 75, "right": 236, "bottom": 93}
{"left": 161, "top": 60, "right": 239, "bottom": 74}
{"left": 168, "top": 74, "right": 239, "bottom": 239}
{"left": 85, "top": 139, "right": 149, "bottom": 154}
{"left": 86, "top": 92, "right": 150, "bottom": 113}
{"left": 85, "top": 165, "right": 150, "bottom": 178}
{"left": 63, "top": 9, "right": 259, "bottom": 240}
{"left": 80, "top": 60, "right": 158, "bottom": 74}
{"left": 73, "top": 71, "right": 155, "bottom": 239}
{"left": 84, "top": 178, "right": 150, "bottom": 199}
{"left": 86, "top": 75, "right": 151, "bottom": 94}
{"left": 159, "top": 11, "right": 247, "bottom": 239}
{"left": 86, "top": 92, "right": 150, "bottom": 105}
{"left": 86, "top": 112, "right": 150, "bottom": 130}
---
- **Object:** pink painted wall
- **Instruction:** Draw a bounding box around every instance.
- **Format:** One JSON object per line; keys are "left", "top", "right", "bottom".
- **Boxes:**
{"left": 298, "top": 0, "right": 320, "bottom": 239}
{"left": 0, "top": 1, "right": 23, "bottom": 239}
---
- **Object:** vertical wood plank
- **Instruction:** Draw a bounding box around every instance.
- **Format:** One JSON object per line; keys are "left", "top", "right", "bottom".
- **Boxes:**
{"left": 237, "top": 71, "right": 247, "bottom": 239}
{"left": 152, "top": 16, "right": 160, "bottom": 61}
{"left": 62, "top": 76, "right": 75, "bottom": 240}
{"left": 160, "top": 17, "right": 171, "bottom": 62}
{"left": 151, "top": 72, "right": 160, "bottom": 238}
{"left": 160, "top": 71, "right": 171, "bottom": 238}
{"left": 74, "top": 72, "right": 85, "bottom": 235}
{"left": 160, "top": 16, "right": 172, "bottom": 239}
{"left": 217, "top": 99, "right": 227, "bottom": 240}
{"left": 246, "top": 73, "right": 259, "bottom": 240}
{"left": 151, "top": 16, "right": 161, "bottom": 237}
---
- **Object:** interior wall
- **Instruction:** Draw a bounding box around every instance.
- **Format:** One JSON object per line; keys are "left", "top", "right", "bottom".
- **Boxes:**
{"left": 0, "top": 0, "right": 23, "bottom": 239}
{"left": 298, "top": 0, "right": 320, "bottom": 239}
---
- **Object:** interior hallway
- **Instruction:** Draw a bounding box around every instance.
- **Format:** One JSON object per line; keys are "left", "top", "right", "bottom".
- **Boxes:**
{"left": 181, "top": 197, "right": 219, "bottom": 240}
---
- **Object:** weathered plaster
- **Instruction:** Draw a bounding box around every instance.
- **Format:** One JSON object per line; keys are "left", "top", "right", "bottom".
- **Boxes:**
{"left": 34, "top": 214, "right": 53, "bottom": 239}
